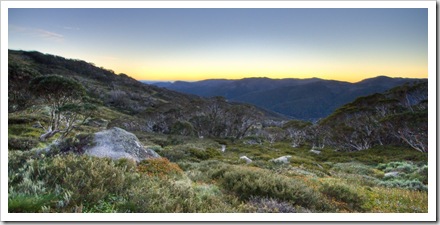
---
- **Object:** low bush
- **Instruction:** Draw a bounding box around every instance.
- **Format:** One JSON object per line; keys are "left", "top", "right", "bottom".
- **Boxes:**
{"left": 146, "top": 145, "right": 163, "bottom": 153}
{"left": 376, "top": 161, "right": 428, "bottom": 190}
{"left": 336, "top": 174, "right": 380, "bottom": 187}
{"left": 180, "top": 160, "right": 228, "bottom": 184}
{"left": 160, "top": 147, "right": 190, "bottom": 162}
{"left": 8, "top": 116, "right": 38, "bottom": 125}
{"left": 188, "top": 148, "right": 222, "bottom": 160}
{"left": 114, "top": 158, "right": 137, "bottom": 171}
{"left": 137, "top": 158, "right": 183, "bottom": 178}
{"left": 9, "top": 153, "right": 240, "bottom": 213}
{"left": 378, "top": 179, "right": 427, "bottom": 191}
{"left": 161, "top": 144, "right": 222, "bottom": 162}
{"left": 331, "top": 162, "right": 384, "bottom": 178}
{"left": 319, "top": 180, "right": 367, "bottom": 212}
{"left": 8, "top": 193, "right": 58, "bottom": 213}
{"left": 22, "top": 154, "right": 139, "bottom": 209}
{"left": 8, "top": 150, "right": 39, "bottom": 176}
{"left": 8, "top": 136, "right": 39, "bottom": 150}
{"left": 56, "top": 133, "right": 95, "bottom": 154}
{"left": 118, "top": 177, "right": 238, "bottom": 213}
{"left": 213, "top": 165, "right": 327, "bottom": 211}
{"left": 8, "top": 125, "right": 42, "bottom": 138}
{"left": 165, "top": 136, "right": 187, "bottom": 146}
{"left": 377, "top": 161, "right": 424, "bottom": 175}
{"left": 417, "top": 165, "right": 428, "bottom": 184}
{"left": 243, "top": 196, "right": 299, "bottom": 213}
{"left": 81, "top": 195, "right": 121, "bottom": 213}
{"left": 272, "top": 165, "right": 321, "bottom": 178}
{"left": 364, "top": 187, "right": 428, "bottom": 213}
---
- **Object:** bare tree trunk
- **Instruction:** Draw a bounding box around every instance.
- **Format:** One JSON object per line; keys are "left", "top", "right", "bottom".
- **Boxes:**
{"left": 39, "top": 129, "right": 60, "bottom": 141}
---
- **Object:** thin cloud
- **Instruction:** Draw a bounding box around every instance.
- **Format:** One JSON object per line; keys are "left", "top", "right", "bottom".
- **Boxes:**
{"left": 35, "top": 29, "right": 64, "bottom": 41}
{"left": 9, "top": 25, "right": 64, "bottom": 42}
{"left": 62, "top": 26, "right": 80, "bottom": 31}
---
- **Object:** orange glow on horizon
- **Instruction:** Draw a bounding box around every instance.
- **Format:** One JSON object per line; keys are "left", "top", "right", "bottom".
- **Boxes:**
{"left": 77, "top": 51, "right": 428, "bottom": 83}
{"left": 113, "top": 63, "right": 427, "bottom": 83}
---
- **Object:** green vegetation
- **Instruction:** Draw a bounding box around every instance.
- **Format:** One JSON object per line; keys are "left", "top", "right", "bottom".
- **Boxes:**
{"left": 137, "top": 158, "right": 184, "bottom": 178}
{"left": 29, "top": 75, "right": 90, "bottom": 141}
{"left": 8, "top": 50, "right": 428, "bottom": 213}
{"left": 320, "top": 179, "right": 367, "bottom": 212}
{"left": 8, "top": 132, "right": 428, "bottom": 213}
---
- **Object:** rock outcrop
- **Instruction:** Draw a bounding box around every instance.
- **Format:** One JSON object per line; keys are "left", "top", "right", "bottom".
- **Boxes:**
{"left": 384, "top": 171, "right": 399, "bottom": 178}
{"left": 271, "top": 155, "right": 292, "bottom": 164}
{"left": 85, "top": 127, "right": 160, "bottom": 162}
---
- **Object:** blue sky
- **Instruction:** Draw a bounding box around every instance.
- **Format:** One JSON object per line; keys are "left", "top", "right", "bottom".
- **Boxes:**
{"left": 8, "top": 8, "right": 428, "bottom": 82}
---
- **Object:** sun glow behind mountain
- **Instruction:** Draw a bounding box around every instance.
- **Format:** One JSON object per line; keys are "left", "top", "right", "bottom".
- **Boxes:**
{"left": 8, "top": 8, "right": 428, "bottom": 83}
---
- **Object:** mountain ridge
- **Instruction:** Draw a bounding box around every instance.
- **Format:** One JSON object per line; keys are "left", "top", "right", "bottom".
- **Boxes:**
{"left": 150, "top": 76, "right": 426, "bottom": 120}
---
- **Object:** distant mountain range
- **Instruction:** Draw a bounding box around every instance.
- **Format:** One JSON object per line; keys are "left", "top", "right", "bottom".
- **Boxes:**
{"left": 147, "top": 76, "right": 426, "bottom": 121}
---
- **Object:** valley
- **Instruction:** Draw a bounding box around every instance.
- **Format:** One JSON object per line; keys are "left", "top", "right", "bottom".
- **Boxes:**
{"left": 149, "top": 76, "right": 425, "bottom": 121}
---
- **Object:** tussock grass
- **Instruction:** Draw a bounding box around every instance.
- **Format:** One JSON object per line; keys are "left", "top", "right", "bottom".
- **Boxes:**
{"left": 365, "top": 187, "right": 428, "bottom": 213}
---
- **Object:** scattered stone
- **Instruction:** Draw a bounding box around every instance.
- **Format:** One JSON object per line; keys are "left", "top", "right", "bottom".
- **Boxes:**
{"left": 384, "top": 171, "right": 399, "bottom": 178}
{"left": 240, "top": 156, "right": 252, "bottom": 164}
{"left": 271, "top": 155, "right": 292, "bottom": 164}
{"left": 221, "top": 145, "right": 226, "bottom": 152}
{"left": 244, "top": 139, "right": 260, "bottom": 145}
{"left": 85, "top": 127, "right": 160, "bottom": 162}
{"left": 310, "top": 149, "right": 321, "bottom": 155}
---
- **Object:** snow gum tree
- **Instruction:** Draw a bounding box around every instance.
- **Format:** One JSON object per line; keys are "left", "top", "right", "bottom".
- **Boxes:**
{"left": 318, "top": 82, "right": 428, "bottom": 153}
{"left": 282, "top": 120, "right": 312, "bottom": 148}
{"left": 29, "top": 75, "right": 93, "bottom": 141}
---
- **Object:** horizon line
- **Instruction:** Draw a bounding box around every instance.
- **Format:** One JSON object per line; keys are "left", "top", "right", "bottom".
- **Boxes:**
{"left": 138, "top": 75, "right": 427, "bottom": 84}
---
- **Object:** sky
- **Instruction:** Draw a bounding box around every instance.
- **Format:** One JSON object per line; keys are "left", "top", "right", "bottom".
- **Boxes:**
{"left": 8, "top": 8, "right": 428, "bottom": 82}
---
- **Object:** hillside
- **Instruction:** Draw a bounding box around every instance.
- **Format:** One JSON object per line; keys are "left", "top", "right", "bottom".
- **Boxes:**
{"left": 7, "top": 50, "right": 428, "bottom": 214}
{"left": 8, "top": 50, "right": 198, "bottom": 114}
{"left": 151, "top": 76, "right": 425, "bottom": 120}
{"left": 8, "top": 50, "right": 283, "bottom": 137}
{"left": 319, "top": 80, "right": 428, "bottom": 152}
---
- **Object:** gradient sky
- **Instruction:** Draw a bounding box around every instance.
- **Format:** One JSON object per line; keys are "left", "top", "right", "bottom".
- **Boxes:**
{"left": 8, "top": 8, "right": 427, "bottom": 82}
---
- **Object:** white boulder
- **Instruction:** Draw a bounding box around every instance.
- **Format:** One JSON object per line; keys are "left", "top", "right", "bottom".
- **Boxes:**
{"left": 271, "top": 155, "right": 292, "bottom": 163}
{"left": 240, "top": 156, "right": 252, "bottom": 164}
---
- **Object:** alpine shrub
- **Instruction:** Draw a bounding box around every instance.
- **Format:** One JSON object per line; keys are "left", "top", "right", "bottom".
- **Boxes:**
{"left": 320, "top": 181, "right": 366, "bottom": 212}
